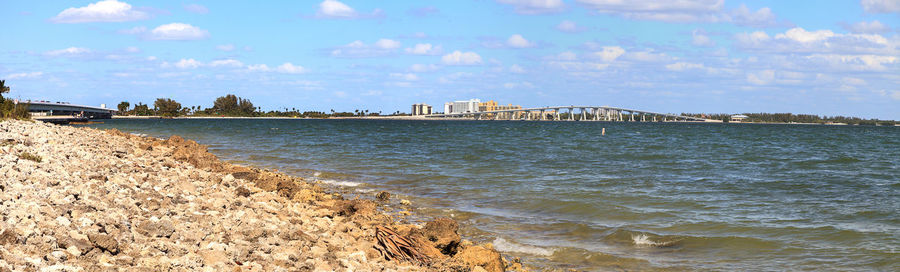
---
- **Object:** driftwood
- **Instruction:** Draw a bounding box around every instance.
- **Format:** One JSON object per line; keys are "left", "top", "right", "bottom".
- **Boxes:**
{"left": 374, "top": 226, "right": 431, "bottom": 265}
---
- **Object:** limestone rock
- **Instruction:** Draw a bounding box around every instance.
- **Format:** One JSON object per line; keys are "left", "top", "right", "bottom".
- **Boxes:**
{"left": 454, "top": 244, "right": 505, "bottom": 272}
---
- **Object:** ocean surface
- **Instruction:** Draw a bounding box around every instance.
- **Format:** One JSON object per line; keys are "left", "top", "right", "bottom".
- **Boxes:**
{"left": 81, "top": 119, "right": 899, "bottom": 271}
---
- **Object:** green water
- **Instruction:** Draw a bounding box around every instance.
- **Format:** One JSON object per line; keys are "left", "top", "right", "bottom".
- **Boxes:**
{"left": 82, "top": 119, "right": 900, "bottom": 271}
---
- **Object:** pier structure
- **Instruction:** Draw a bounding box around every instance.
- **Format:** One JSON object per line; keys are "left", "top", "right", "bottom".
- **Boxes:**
{"left": 426, "top": 106, "right": 714, "bottom": 122}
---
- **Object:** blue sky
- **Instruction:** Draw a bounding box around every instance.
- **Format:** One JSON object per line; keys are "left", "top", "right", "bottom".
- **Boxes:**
{"left": 1, "top": 0, "right": 898, "bottom": 118}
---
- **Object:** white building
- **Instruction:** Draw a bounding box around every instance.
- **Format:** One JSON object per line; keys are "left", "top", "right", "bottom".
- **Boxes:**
{"left": 443, "top": 99, "right": 481, "bottom": 114}
{"left": 411, "top": 103, "right": 432, "bottom": 115}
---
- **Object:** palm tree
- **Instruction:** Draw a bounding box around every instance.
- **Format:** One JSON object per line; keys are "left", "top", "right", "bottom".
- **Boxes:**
{"left": 0, "top": 80, "right": 9, "bottom": 99}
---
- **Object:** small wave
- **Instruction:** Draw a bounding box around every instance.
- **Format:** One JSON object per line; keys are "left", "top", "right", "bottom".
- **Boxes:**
{"left": 130, "top": 133, "right": 147, "bottom": 137}
{"left": 493, "top": 237, "right": 555, "bottom": 256}
{"left": 356, "top": 188, "right": 375, "bottom": 193}
{"left": 631, "top": 234, "right": 679, "bottom": 247}
{"left": 313, "top": 172, "right": 321, "bottom": 177}
{"left": 319, "top": 179, "right": 361, "bottom": 187}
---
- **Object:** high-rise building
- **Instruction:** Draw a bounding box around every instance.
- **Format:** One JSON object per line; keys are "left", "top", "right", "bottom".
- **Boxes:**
{"left": 478, "top": 100, "right": 521, "bottom": 112}
{"left": 444, "top": 99, "right": 481, "bottom": 114}
{"left": 411, "top": 103, "right": 432, "bottom": 115}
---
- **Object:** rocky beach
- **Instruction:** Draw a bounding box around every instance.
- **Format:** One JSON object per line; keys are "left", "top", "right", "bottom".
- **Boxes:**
{"left": 0, "top": 119, "right": 526, "bottom": 272}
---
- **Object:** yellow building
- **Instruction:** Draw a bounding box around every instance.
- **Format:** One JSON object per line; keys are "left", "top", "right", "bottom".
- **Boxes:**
{"left": 478, "top": 100, "right": 522, "bottom": 112}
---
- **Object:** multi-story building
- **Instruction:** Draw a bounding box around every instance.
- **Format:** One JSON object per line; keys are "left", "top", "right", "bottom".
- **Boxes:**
{"left": 411, "top": 103, "right": 432, "bottom": 115}
{"left": 443, "top": 99, "right": 481, "bottom": 114}
{"left": 478, "top": 100, "right": 522, "bottom": 112}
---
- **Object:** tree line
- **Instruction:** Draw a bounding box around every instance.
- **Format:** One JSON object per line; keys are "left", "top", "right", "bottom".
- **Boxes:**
{"left": 0, "top": 80, "right": 30, "bottom": 120}
{"left": 682, "top": 112, "right": 898, "bottom": 126}
{"left": 117, "top": 94, "right": 388, "bottom": 118}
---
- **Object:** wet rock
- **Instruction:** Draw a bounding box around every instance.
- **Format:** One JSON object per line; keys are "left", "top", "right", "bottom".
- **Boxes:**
{"left": 376, "top": 191, "right": 391, "bottom": 201}
{"left": 232, "top": 171, "right": 258, "bottom": 181}
{"left": 423, "top": 218, "right": 461, "bottom": 255}
{"left": 332, "top": 199, "right": 377, "bottom": 217}
{"left": 454, "top": 244, "right": 504, "bottom": 272}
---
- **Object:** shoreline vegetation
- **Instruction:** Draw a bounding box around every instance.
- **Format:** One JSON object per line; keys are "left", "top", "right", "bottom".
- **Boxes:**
{"left": 682, "top": 112, "right": 898, "bottom": 126}
{"left": 0, "top": 119, "right": 528, "bottom": 271}
{"left": 0, "top": 80, "right": 31, "bottom": 120}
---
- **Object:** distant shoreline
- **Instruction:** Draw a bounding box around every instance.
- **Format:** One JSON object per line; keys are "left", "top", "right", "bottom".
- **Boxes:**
{"left": 108, "top": 115, "right": 900, "bottom": 126}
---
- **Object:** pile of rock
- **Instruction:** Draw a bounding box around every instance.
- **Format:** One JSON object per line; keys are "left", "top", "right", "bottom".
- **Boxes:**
{"left": 0, "top": 120, "right": 526, "bottom": 271}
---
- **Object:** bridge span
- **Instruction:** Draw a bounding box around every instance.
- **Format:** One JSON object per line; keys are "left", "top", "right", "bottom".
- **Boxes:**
{"left": 426, "top": 106, "right": 718, "bottom": 122}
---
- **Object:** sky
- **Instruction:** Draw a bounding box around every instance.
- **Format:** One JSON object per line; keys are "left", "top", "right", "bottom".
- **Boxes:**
{"left": 1, "top": 0, "right": 898, "bottom": 119}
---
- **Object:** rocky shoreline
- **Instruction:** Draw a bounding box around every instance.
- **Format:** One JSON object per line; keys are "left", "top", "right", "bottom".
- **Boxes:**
{"left": 0, "top": 119, "right": 528, "bottom": 271}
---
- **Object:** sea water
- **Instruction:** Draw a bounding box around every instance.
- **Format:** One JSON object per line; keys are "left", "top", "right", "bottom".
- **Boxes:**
{"left": 82, "top": 119, "right": 899, "bottom": 271}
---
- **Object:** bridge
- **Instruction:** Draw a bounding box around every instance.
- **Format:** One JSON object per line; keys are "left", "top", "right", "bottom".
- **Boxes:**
{"left": 21, "top": 100, "right": 117, "bottom": 123}
{"left": 426, "top": 106, "right": 717, "bottom": 122}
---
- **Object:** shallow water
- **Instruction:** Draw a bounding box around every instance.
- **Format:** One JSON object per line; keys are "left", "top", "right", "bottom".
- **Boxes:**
{"left": 81, "top": 119, "right": 900, "bottom": 271}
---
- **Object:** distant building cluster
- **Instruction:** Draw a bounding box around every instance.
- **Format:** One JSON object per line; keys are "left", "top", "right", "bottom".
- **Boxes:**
{"left": 429, "top": 99, "right": 522, "bottom": 115}
{"left": 411, "top": 103, "right": 432, "bottom": 115}
{"left": 411, "top": 99, "right": 522, "bottom": 116}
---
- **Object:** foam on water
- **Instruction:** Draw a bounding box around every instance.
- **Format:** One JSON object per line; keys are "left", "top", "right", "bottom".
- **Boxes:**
{"left": 631, "top": 234, "right": 678, "bottom": 247}
{"left": 493, "top": 237, "right": 555, "bottom": 256}
{"left": 318, "top": 179, "right": 361, "bottom": 187}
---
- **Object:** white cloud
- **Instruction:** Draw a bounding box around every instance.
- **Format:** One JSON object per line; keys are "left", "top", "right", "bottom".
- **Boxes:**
{"left": 735, "top": 31, "right": 771, "bottom": 47}
{"left": 577, "top": 0, "right": 724, "bottom": 23}
{"left": 509, "top": 64, "right": 526, "bottom": 73}
{"left": 318, "top": 0, "right": 356, "bottom": 17}
{"left": 442, "top": 51, "right": 483, "bottom": 65}
{"left": 374, "top": 39, "right": 401, "bottom": 49}
{"left": 593, "top": 46, "right": 625, "bottom": 62}
{"left": 503, "top": 81, "right": 535, "bottom": 89}
{"left": 891, "top": 90, "right": 900, "bottom": 100}
{"left": 184, "top": 4, "right": 209, "bottom": 14}
{"left": 410, "top": 64, "right": 441, "bottom": 72}
{"left": 331, "top": 39, "right": 400, "bottom": 57}
{"left": 730, "top": 4, "right": 777, "bottom": 28}
{"left": 247, "top": 64, "right": 271, "bottom": 72}
{"left": 118, "top": 26, "right": 146, "bottom": 35}
{"left": 747, "top": 70, "right": 775, "bottom": 85}
{"left": 623, "top": 50, "right": 672, "bottom": 63}
{"left": 735, "top": 27, "right": 897, "bottom": 61}
{"left": 556, "top": 20, "right": 585, "bottom": 33}
{"left": 861, "top": 0, "right": 900, "bottom": 14}
{"left": 405, "top": 43, "right": 443, "bottom": 55}
{"left": 496, "top": 0, "right": 565, "bottom": 14}
{"left": 334, "top": 91, "right": 347, "bottom": 98}
{"left": 51, "top": 0, "right": 150, "bottom": 23}
{"left": 148, "top": 23, "right": 210, "bottom": 40}
{"left": 276, "top": 63, "right": 307, "bottom": 74}
{"left": 692, "top": 29, "right": 715, "bottom": 47}
{"left": 175, "top": 58, "right": 203, "bottom": 69}
{"left": 845, "top": 20, "right": 891, "bottom": 34}
{"left": 775, "top": 28, "right": 834, "bottom": 43}
{"left": 209, "top": 59, "right": 244, "bottom": 68}
{"left": 665, "top": 62, "right": 705, "bottom": 71}
{"left": 316, "top": 0, "right": 382, "bottom": 19}
{"left": 390, "top": 73, "right": 419, "bottom": 81}
{"left": 806, "top": 54, "right": 898, "bottom": 71}
{"left": 5, "top": 72, "right": 43, "bottom": 80}
{"left": 842, "top": 77, "right": 867, "bottom": 85}
{"left": 507, "top": 34, "right": 535, "bottom": 48}
{"left": 557, "top": 51, "right": 577, "bottom": 60}
{"left": 44, "top": 47, "right": 91, "bottom": 57}
{"left": 216, "top": 44, "right": 235, "bottom": 51}
{"left": 125, "top": 46, "right": 140, "bottom": 53}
